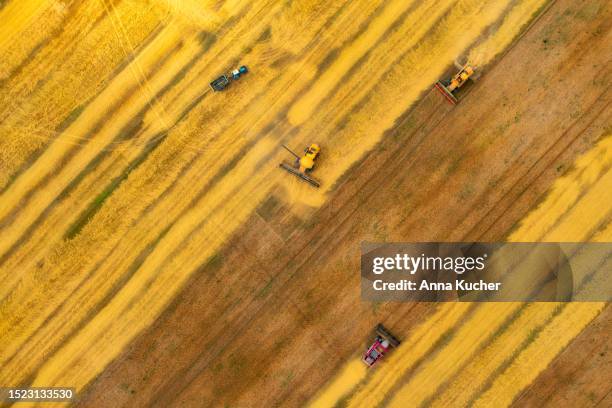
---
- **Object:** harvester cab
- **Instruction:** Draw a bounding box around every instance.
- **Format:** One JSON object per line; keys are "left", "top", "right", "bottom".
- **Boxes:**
{"left": 362, "top": 324, "right": 401, "bottom": 367}
{"left": 279, "top": 144, "right": 321, "bottom": 188}
{"left": 298, "top": 144, "right": 320, "bottom": 172}
{"left": 435, "top": 62, "right": 477, "bottom": 105}
{"left": 210, "top": 65, "right": 248, "bottom": 91}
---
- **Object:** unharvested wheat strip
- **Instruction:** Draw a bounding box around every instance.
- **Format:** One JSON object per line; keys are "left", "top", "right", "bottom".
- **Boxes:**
{"left": 472, "top": 303, "right": 605, "bottom": 407}
{"left": 468, "top": 0, "right": 551, "bottom": 66}
{"left": 309, "top": 359, "right": 368, "bottom": 408}
{"left": 287, "top": 0, "right": 419, "bottom": 126}
{"left": 429, "top": 303, "right": 558, "bottom": 407}
{"left": 386, "top": 304, "right": 522, "bottom": 407}
{"left": 344, "top": 304, "right": 472, "bottom": 408}
{"left": 509, "top": 136, "right": 612, "bottom": 241}
{"left": 542, "top": 170, "right": 612, "bottom": 241}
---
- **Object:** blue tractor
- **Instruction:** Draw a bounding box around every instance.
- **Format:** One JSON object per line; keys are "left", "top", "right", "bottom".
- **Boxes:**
{"left": 210, "top": 65, "right": 248, "bottom": 91}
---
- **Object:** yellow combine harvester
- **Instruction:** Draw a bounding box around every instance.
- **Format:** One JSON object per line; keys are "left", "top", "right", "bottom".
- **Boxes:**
{"left": 279, "top": 144, "right": 321, "bottom": 188}
{"left": 435, "top": 62, "right": 477, "bottom": 105}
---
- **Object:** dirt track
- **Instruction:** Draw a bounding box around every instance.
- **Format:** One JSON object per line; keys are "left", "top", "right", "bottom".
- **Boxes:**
{"left": 0, "top": 0, "right": 610, "bottom": 406}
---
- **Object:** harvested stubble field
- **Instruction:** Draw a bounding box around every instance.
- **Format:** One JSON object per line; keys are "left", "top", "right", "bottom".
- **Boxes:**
{"left": 0, "top": 0, "right": 610, "bottom": 407}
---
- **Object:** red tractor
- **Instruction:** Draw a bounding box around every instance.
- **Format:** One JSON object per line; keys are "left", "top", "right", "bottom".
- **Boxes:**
{"left": 362, "top": 324, "right": 401, "bottom": 367}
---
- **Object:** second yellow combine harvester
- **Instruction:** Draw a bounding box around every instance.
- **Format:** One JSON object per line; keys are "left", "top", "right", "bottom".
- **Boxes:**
{"left": 435, "top": 62, "right": 477, "bottom": 105}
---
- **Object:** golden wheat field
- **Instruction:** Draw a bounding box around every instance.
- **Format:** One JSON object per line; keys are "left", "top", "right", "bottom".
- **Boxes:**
{"left": 0, "top": 0, "right": 610, "bottom": 407}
